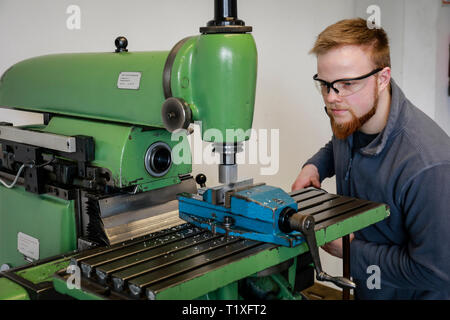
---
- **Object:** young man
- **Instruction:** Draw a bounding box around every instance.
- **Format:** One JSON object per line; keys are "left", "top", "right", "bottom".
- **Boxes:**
{"left": 291, "top": 18, "right": 450, "bottom": 299}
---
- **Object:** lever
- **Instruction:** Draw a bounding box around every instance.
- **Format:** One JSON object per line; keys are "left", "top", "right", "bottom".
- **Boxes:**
{"left": 279, "top": 208, "right": 356, "bottom": 290}
{"left": 195, "top": 173, "right": 207, "bottom": 188}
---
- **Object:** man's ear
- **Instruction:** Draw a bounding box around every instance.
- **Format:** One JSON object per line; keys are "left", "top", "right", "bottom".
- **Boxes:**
{"left": 377, "top": 67, "right": 391, "bottom": 93}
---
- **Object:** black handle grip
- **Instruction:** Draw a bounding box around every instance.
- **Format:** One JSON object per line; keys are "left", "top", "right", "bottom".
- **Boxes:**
{"left": 195, "top": 173, "right": 207, "bottom": 188}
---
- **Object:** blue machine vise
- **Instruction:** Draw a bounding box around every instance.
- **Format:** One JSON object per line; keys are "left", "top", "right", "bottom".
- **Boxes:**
{"left": 178, "top": 184, "right": 305, "bottom": 247}
{"left": 178, "top": 180, "right": 355, "bottom": 289}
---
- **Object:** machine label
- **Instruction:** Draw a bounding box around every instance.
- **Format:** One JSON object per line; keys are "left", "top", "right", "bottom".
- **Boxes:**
{"left": 117, "top": 72, "right": 142, "bottom": 90}
{"left": 17, "top": 232, "right": 39, "bottom": 261}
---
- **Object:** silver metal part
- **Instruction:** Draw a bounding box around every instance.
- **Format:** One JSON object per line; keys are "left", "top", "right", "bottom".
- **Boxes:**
{"left": 82, "top": 176, "right": 197, "bottom": 245}
{"left": 0, "top": 263, "right": 11, "bottom": 271}
{"left": 103, "top": 203, "right": 184, "bottom": 244}
{"left": 213, "top": 143, "right": 243, "bottom": 164}
{"left": 147, "top": 290, "right": 156, "bottom": 300}
{"left": 0, "top": 171, "right": 24, "bottom": 187}
{"left": 144, "top": 142, "right": 172, "bottom": 177}
{"left": 0, "top": 163, "right": 31, "bottom": 189}
{"left": 208, "top": 178, "right": 254, "bottom": 205}
{"left": 77, "top": 238, "right": 97, "bottom": 251}
{"left": 161, "top": 97, "right": 192, "bottom": 132}
{"left": 112, "top": 278, "right": 125, "bottom": 292}
{"left": 219, "top": 164, "right": 237, "bottom": 184}
{"left": 213, "top": 142, "right": 243, "bottom": 184}
{"left": 0, "top": 125, "right": 76, "bottom": 153}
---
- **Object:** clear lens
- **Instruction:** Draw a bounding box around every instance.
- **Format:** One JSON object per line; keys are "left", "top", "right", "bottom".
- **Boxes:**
{"left": 314, "top": 77, "right": 371, "bottom": 97}
{"left": 334, "top": 78, "right": 368, "bottom": 97}
{"left": 314, "top": 80, "right": 328, "bottom": 95}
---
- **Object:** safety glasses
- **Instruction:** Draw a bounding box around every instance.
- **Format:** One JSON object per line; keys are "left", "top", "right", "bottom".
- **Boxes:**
{"left": 313, "top": 68, "right": 382, "bottom": 97}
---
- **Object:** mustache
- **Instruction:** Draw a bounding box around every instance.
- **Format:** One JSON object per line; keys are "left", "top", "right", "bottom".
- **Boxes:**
{"left": 326, "top": 104, "right": 350, "bottom": 110}
{"left": 324, "top": 105, "right": 351, "bottom": 118}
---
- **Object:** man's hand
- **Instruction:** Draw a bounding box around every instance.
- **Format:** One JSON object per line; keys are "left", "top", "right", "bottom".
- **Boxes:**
{"left": 321, "top": 233, "right": 355, "bottom": 259}
{"left": 291, "top": 164, "right": 321, "bottom": 191}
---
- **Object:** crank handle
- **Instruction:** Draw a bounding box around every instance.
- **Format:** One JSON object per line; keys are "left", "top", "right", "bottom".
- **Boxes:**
{"left": 279, "top": 208, "right": 356, "bottom": 290}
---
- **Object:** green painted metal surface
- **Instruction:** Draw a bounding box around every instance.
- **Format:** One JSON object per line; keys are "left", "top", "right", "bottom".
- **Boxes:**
{"left": 171, "top": 34, "right": 257, "bottom": 142}
{"left": 287, "top": 258, "right": 297, "bottom": 288}
{"left": 0, "top": 277, "right": 30, "bottom": 300}
{"left": 199, "top": 282, "right": 239, "bottom": 300}
{"left": 38, "top": 116, "right": 192, "bottom": 191}
{"left": 0, "top": 51, "right": 169, "bottom": 127}
{"left": 153, "top": 242, "right": 304, "bottom": 300}
{"left": 0, "top": 34, "right": 257, "bottom": 143}
{"left": 15, "top": 258, "right": 70, "bottom": 285}
{"left": 0, "top": 186, "right": 77, "bottom": 268}
{"left": 52, "top": 276, "right": 104, "bottom": 300}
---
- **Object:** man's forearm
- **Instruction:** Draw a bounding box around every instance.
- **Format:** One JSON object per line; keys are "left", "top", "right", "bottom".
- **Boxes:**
{"left": 303, "top": 139, "right": 335, "bottom": 181}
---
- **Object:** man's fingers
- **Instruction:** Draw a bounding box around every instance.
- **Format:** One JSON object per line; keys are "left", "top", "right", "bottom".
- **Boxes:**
{"left": 292, "top": 179, "right": 313, "bottom": 191}
{"left": 291, "top": 183, "right": 306, "bottom": 192}
{"left": 311, "top": 177, "right": 321, "bottom": 189}
{"left": 291, "top": 166, "right": 321, "bottom": 191}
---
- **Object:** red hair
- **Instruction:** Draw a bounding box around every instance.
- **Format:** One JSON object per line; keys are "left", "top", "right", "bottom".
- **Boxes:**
{"left": 310, "top": 18, "right": 391, "bottom": 68}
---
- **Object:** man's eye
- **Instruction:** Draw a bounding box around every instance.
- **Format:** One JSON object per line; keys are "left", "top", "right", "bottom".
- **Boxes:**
{"left": 343, "top": 82, "right": 354, "bottom": 86}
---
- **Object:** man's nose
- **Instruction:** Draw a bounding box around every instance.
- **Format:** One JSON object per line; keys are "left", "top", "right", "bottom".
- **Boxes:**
{"left": 324, "top": 88, "right": 341, "bottom": 104}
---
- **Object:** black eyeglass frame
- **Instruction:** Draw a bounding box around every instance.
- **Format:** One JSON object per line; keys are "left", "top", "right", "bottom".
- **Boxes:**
{"left": 313, "top": 68, "right": 383, "bottom": 95}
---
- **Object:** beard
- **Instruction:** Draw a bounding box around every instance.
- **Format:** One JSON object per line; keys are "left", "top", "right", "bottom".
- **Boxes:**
{"left": 327, "top": 85, "right": 379, "bottom": 140}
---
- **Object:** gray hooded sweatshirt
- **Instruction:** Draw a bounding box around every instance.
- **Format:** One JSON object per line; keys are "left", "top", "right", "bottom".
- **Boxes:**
{"left": 305, "top": 79, "right": 450, "bottom": 299}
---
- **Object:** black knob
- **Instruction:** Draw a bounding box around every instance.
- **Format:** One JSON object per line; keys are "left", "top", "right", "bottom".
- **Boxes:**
{"left": 115, "top": 36, "right": 128, "bottom": 53}
{"left": 195, "top": 174, "right": 207, "bottom": 188}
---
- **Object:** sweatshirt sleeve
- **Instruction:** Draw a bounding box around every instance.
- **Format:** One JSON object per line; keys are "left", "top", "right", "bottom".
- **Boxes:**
{"left": 303, "top": 139, "right": 335, "bottom": 182}
{"left": 350, "top": 164, "right": 450, "bottom": 291}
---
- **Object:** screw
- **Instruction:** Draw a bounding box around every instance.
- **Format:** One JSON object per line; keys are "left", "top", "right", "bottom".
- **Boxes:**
{"left": 168, "top": 112, "right": 176, "bottom": 120}
{"left": 304, "top": 218, "right": 313, "bottom": 230}
{"left": 223, "top": 216, "right": 235, "bottom": 228}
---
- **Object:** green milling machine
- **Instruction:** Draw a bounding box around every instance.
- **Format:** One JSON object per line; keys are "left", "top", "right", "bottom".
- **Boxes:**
{"left": 0, "top": 0, "right": 389, "bottom": 300}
